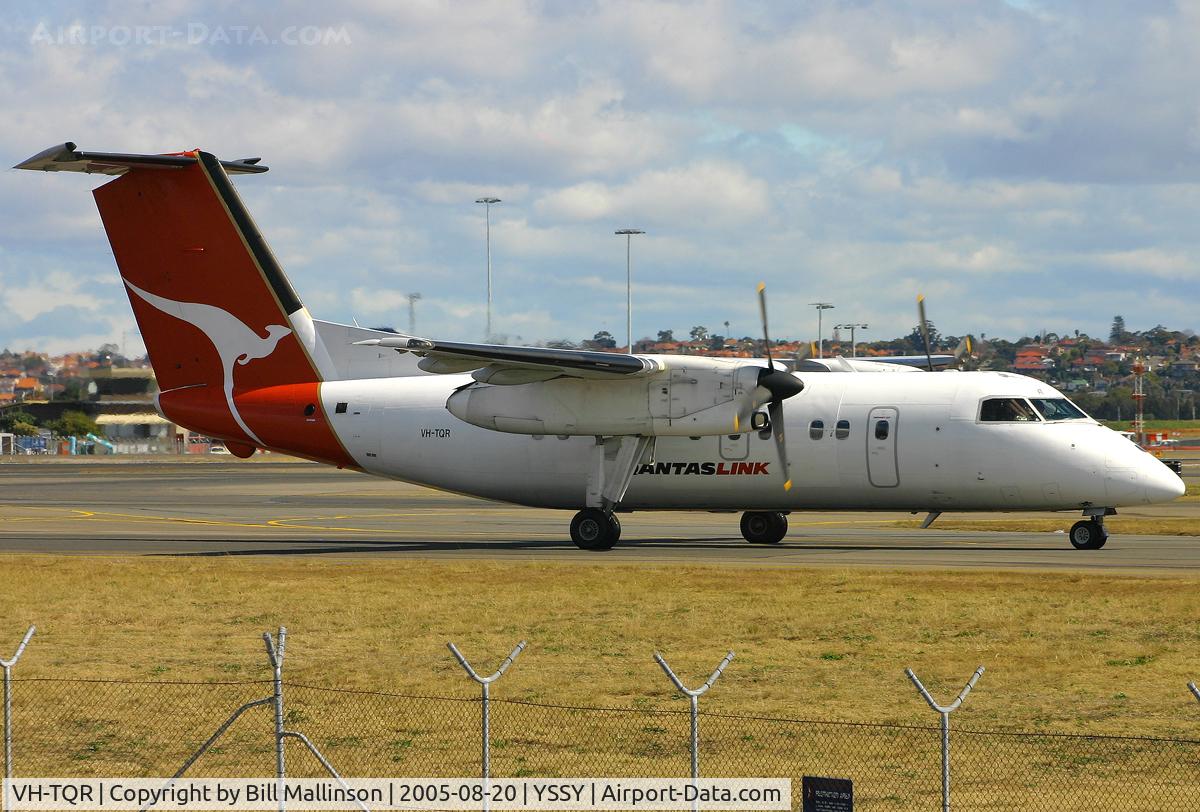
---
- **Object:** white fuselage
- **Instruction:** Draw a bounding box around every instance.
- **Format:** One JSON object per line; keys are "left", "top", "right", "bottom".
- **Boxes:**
{"left": 316, "top": 369, "right": 1184, "bottom": 513}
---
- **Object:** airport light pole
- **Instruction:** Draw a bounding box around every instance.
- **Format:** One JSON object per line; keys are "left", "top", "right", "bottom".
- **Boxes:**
{"left": 810, "top": 302, "right": 834, "bottom": 358}
{"left": 476, "top": 197, "right": 501, "bottom": 341}
{"left": 407, "top": 292, "right": 422, "bottom": 336}
{"left": 615, "top": 229, "right": 645, "bottom": 352}
{"left": 1177, "top": 389, "right": 1192, "bottom": 421}
{"left": 835, "top": 322, "right": 868, "bottom": 357}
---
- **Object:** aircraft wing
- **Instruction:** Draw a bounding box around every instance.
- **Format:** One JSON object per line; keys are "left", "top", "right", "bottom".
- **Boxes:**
{"left": 355, "top": 336, "right": 659, "bottom": 384}
{"left": 850, "top": 354, "right": 958, "bottom": 369}
{"left": 808, "top": 334, "right": 972, "bottom": 371}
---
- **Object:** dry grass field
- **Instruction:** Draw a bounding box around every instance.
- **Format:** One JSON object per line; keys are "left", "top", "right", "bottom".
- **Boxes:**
{"left": 2, "top": 555, "right": 1198, "bottom": 736}
{"left": 2, "top": 556, "right": 1199, "bottom": 807}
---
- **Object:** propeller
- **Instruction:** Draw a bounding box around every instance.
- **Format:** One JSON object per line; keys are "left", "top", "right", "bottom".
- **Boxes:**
{"left": 953, "top": 334, "right": 974, "bottom": 360}
{"left": 918, "top": 294, "right": 978, "bottom": 370}
{"left": 917, "top": 294, "right": 934, "bottom": 372}
{"left": 731, "top": 284, "right": 803, "bottom": 491}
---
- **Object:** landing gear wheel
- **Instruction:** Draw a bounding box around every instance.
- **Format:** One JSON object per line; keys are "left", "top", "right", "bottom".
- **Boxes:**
{"left": 740, "top": 511, "right": 788, "bottom": 544}
{"left": 571, "top": 508, "right": 621, "bottom": 551}
{"left": 1069, "top": 519, "right": 1108, "bottom": 550}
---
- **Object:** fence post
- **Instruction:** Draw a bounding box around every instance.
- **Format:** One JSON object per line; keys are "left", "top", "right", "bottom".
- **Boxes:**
{"left": 447, "top": 641, "right": 526, "bottom": 810}
{"left": 264, "top": 629, "right": 287, "bottom": 812}
{"left": 144, "top": 628, "right": 367, "bottom": 812}
{"left": 654, "top": 650, "right": 734, "bottom": 809}
{"left": 1189, "top": 681, "right": 1199, "bottom": 703}
{"left": 2, "top": 626, "right": 35, "bottom": 812}
{"left": 906, "top": 666, "right": 984, "bottom": 812}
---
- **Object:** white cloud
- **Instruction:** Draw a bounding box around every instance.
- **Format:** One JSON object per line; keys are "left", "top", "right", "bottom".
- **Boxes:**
{"left": 1, "top": 0, "right": 1199, "bottom": 352}
{"left": 1090, "top": 248, "right": 1197, "bottom": 281}
{"left": 0, "top": 270, "right": 99, "bottom": 320}
{"left": 535, "top": 162, "right": 771, "bottom": 227}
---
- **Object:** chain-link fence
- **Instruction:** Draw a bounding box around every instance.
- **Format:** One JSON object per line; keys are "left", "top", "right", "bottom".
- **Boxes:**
{"left": 5, "top": 677, "right": 1199, "bottom": 810}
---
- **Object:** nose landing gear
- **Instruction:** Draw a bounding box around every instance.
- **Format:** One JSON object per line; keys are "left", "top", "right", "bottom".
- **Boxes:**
{"left": 570, "top": 508, "right": 622, "bottom": 551}
{"left": 1069, "top": 516, "right": 1109, "bottom": 550}
{"left": 740, "top": 511, "right": 788, "bottom": 544}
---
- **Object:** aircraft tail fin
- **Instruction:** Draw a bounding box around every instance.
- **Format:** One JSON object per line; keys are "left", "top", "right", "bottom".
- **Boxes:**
{"left": 17, "top": 144, "right": 349, "bottom": 462}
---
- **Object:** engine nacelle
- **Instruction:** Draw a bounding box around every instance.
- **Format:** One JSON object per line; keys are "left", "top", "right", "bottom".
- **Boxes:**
{"left": 446, "top": 359, "right": 776, "bottom": 437}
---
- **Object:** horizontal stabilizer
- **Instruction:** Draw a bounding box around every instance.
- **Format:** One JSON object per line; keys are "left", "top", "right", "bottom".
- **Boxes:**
{"left": 14, "top": 142, "right": 267, "bottom": 175}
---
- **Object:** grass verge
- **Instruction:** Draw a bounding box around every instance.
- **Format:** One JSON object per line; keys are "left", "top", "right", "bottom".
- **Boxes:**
{"left": 1, "top": 555, "right": 1198, "bottom": 737}
{"left": 3, "top": 556, "right": 1199, "bottom": 806}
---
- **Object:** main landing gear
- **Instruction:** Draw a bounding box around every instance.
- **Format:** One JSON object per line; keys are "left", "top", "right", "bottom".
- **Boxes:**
{"left": 571, "top": 435, "right": 652, "bottom": 551}
{"left": 740, "top": 511, "right": 788, "bottom": 544}
{"left": 570, "top": 508, "right": 622, "bottom": 551}
{"left": 1069, "top": 518, "right": 1109, "bottom": 550}
{"left": 1069, "top": 508, "right": 1113, "bottom": 549}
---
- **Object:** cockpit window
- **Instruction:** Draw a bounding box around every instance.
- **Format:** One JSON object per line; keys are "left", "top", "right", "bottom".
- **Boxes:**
{"left": 1029, "top": 398, "right": 1088, "bottom": 421}
{"left": 980, "top": 398, "right": 1041, "bottom": 422}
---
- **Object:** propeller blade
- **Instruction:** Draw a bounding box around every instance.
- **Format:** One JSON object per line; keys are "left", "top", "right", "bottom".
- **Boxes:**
{"left": 752, "top": 283, "right": 798, "bottom": 489}
{"left": 954, "top": 334, "right": 974, "bottom": 360}
{"left": 768, "top": 399, "right": 792, "bottom": 491}
{"left": 917, "top": 294, "right": 934, "bottom": 372}
{"left": 757, "top": 282, "right": 773, "bottom": 369}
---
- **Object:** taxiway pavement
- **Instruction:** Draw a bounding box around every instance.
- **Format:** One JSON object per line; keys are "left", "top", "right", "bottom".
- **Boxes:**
{"left": 0, "top": 459, "right": 1196, "bottom": 572}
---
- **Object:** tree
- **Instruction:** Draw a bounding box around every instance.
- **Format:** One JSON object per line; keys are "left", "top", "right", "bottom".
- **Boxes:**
{"left": 1110, "top": 316, "right": 1126, "bottom": 343}
{"left": 47, "top": 410, "right": 99, "bottom": 438}
{"left": 0, "top": 408, "right": 39, "bottom": 436}
{"left": 689, "top": 325, "right": 709, "bottom": 342}
{"left": 588, "top": 330, "right": 616, "bottom": 349}
{"left": 58, "top": 379, "right": 86, "bottom": 400}
{"left": 905, "top": 322, "right": 940, "bottom": 353}
{"left": 656, "top": 329, "right": 674, "bottom": 343}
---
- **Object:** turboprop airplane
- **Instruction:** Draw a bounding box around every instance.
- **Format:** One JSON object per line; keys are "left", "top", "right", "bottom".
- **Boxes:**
{"left": 15, "top": 143, "right": 1185, "bottom": 551}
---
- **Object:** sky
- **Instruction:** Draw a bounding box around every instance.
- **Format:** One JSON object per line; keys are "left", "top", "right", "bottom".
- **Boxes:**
{"left": 1, "top": 0, "right": 1199, "bottom": 356}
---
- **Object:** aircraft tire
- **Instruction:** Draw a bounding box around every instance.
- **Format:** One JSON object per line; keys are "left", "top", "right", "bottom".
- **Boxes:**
{"left": 741, "top": 511, "right": 788, "bottom": 544}
{"left": 571, "top": 508, "right": 621, "bottom": 551}
{"left": 1069, "top": 520, "right": 1108, "bottom": 550}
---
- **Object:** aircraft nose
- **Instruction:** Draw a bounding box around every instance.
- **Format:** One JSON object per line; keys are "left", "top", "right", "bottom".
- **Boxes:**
{"left": 1141, "top": 455, "right": 1186, "bottom": 503}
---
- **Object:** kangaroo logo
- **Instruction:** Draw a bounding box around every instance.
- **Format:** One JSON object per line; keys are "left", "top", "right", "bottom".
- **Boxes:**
{"left": 124, "top": 280, "right": 291, "bottom": 446}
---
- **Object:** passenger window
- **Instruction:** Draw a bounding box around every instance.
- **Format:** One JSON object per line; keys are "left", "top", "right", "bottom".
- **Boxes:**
{"left": 809, "top": 419, "right": 824, "bottom": 440}
{"left": 335, "top": 402, "right": 348, "bottom": 414}
{"left": 835, "top": 419, "right": 850, "bottom": 439}
{"left": 980, "top": 398, "right": 1040, "bottom": 422}
{"left": 875, "top": 420, "right": 889, "bottom": 440}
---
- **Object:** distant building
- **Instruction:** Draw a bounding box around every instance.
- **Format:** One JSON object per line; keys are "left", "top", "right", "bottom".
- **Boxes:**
{"left": 1168, "top": 359, "right": 1200, "bottom": 378}
{"left": 1013, "top": 347, "right": 1054, "bottom": 374}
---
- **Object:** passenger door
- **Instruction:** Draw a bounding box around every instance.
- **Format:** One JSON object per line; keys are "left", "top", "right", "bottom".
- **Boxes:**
{"left": 867, "top": 407, "right": 899, "bottom": 487}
